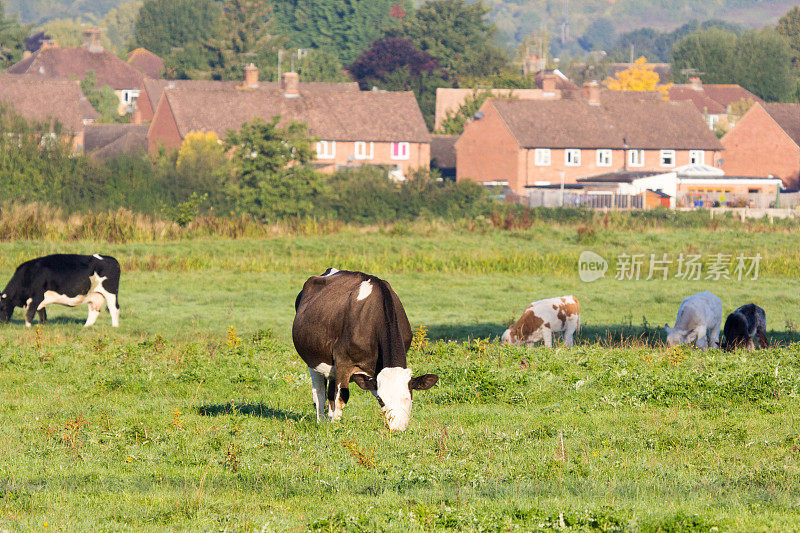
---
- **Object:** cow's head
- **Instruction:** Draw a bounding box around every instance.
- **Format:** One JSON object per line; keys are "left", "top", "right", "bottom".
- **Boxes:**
{"left": 0, "top": 292, "right": 13, "bottom": 323}
{"left": 352, "top": 368, "right": 439, "bottom": 431}
{"left": 501, "top": 328, "right": 515, "bottom": 345}
{"left": 664, "top": 324, "right": 685, "bottom": 346}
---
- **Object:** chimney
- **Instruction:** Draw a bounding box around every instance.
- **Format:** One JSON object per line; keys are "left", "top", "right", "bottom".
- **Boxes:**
{"left": 40, "top": 39, "right": 58, "bottom": 51}
{"left": 584, "top": 81, "right": 601, "bottom": 106}
{"left": 689, "top": 77, "right": 702, "bottom": 91}
{"left": 244, "top": 63, "right": 259, "bottom": 88}
{"left": 131, "top": 104, "right": 143, "bottom": 125}
{"left": 281, "top": 71, "right": 300, "bottom": 98}
{"left": 541, "top": 72, "right": 557, "bottom": 94}
{"left": 83, "top": 29, "right": 103, "bottom": 53}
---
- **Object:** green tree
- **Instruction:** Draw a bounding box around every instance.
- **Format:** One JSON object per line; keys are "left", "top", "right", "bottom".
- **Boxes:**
{"left": 396, "top": 0, "right": 508, "bottom": 81}
{"left": 272, "top": 0, "right": 411, "bottom": 64}
{"left": 438, "top": 90, "right": 493, "bottom": 135}
{"left": 207, "top": 0, "right": 284, "bottom": 80}
{"left": 671, "top": 27, "right": 737, "bottom": 83}
{"left": 38, "top": 18, "right": 96, "bottom": 48}
{"left": 102, "top": 0, "right": 142, "bottom": 53}
{"left": 777, "top": 6, "right": 800, "bottom": 68}
{"left": 732, "top": 28, "right": 794, "bottom": 103}
{"left": 134, "top": 0, "right": 220, "bottom": 57}
{"left": 0, "top": 0, "right": 28, "bottom": 68}
{"left": 297, "top": 49, "right": 349, "bottom": 82}
{"left": 223, "top": 116, "right": 328, "bottom": 220}
{"left": 80, "top": 71, "right": 123, "bottom": 123}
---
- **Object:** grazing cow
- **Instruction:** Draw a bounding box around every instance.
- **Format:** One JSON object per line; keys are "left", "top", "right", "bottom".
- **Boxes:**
{"left": 720, "top": 303, "right": 768, "bottom": 351}
{"left": 0, "top": 254, "right": 121, "bottom": 328}
{"left": 501, "top": 296, "right": 580, "bottom": 347}
{"left": 664, "top": 290, "right": 721, "bottom": 350}
{"left": 292, "top": 268, "right": 438, "bottom": 431}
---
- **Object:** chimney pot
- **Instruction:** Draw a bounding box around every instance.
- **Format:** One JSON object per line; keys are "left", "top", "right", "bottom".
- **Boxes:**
{"left": 584, "top": 81, "right": 601, "bottom": 106}
{"left": 281, "top": 71, "right": 300, "bottom": 98}
{"left": 244, "top": 63, "right": 259, "bottom": 88}
{"left": 689, "top": 77, "right": 702, "bottom": 91}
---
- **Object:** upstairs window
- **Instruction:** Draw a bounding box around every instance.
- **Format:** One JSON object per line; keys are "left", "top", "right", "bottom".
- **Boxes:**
{"left": 565, "top": 149, "right": 581, "bottom": 167}
{"left": 628, "top": 150, "right": 644, "bottom": 167}
{"left": 689, "top": 150, "right": 704, "bottom": 165}
{"left": 316, "top": 140, "right": 336, "bottom": 159}
{"left": 660, "top": 149, "right": 676, "bottom": 167}
{"left": 355, "top": 141, "right": 374, "bottom": 160}
{"left": 596, "top": 149, "right": 612, "bottom": 167}
{"left": 534, "top": 148, "right": 551, "bottom": 166}
{"left": 390, "top": 142, "right": 409, "bottom": 160}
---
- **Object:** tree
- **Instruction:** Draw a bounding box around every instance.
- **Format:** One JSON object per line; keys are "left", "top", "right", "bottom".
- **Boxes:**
{"left": 438, "top": 90, "right": 493, "bottom": 135}
{"left": 80, "top": 71, "right": 123, "bottom": 123}
{"left": 777, "top": 6, "right": 800, "bottom": 68}
{"left": 223, "top": 116, "right": 328, "bottom": 220}
{"left": 732, "top": 29, "right": 794, "bottom": 103}
{"left": 396, "top": 0, "right": 507, "bottom": 81}
{"left": 578, "top": 18, "right": 616, "bottom": 52}
{"left": 102, "top": 0, "right": 142, "bottom": 53}
{"left": 134, "top": 0, "right": 221, "bottom": 57}
{"left": 38, "top": 18, "right": 97, "bottom": 48}
{"left": 603, "top": 56, "right": 671, "bottom": 97}
{"left": 273, "top": 0, "right": 410, "bottom": 65}
{"left": 671, "top": 27, "right": 737, "bottom": 83}
{"left": 297, "top": 49, "right": 349, "bottom": 82}
{"left": 207, "top": 0, "right": 284, "bottom": 80}
{"left": 350, "top": 37, "right": 449, "bottom": 129}
{"left": 0, "top": 0, "right": 27, "bottom": 68}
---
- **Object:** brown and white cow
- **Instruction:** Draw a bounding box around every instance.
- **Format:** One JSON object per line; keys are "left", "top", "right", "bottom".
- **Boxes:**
{"left": 501, "top": 296, "right": 580, "bottom": 347}
{"left": 292, "top": 268, "right": 438, "bottom": 431}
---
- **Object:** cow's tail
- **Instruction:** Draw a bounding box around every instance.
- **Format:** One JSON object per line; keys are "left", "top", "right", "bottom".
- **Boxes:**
{"left": 375, "top": 278, "right": 407, "bottom": 369}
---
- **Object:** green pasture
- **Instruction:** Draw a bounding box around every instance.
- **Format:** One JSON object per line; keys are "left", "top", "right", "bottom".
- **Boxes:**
{"left": 0, "top": 224, "right": 799, "bottom": 530}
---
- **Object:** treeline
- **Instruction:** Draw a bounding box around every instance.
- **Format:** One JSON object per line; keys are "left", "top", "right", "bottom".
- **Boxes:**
{"left": 0, "top": 107, "right": 492, "bottom": 224}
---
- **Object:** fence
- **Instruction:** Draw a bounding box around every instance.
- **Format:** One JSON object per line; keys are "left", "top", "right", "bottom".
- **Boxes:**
{"left": 676, "top": 192, "right": 800, "bottom": 210}
{"left": 517, "top": 189, "right": 644, "bottom": 209}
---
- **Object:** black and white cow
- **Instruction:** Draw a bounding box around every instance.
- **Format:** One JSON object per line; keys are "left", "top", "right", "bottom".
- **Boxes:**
{"left": 0, "top": 254, "right": 121, "bottom": 327}
{"left": 292, "top": 268, "right": 438, "bottom": 431}
{"left": 720, "top": 303, "right": 768, "bottom": 351}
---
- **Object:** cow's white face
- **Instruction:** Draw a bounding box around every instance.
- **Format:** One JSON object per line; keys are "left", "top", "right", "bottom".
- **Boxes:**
{"left": 665, "top": 325, "right": 685, "bottom": 346}
{"left": 501, "top": 328, "right": 513, "bottom": 345}
{"left": 377, "top": 367, "right": 413, "bottom": 431}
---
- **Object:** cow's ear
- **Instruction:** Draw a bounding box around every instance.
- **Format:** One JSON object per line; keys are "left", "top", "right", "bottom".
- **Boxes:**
{"left": 351, "top": 374, "right": 377, "bottom": 391}
{"left": 409, "top": 374, "right": 439, "bottom": 391}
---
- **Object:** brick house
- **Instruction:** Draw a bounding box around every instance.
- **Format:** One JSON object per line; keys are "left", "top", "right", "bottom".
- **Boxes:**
{"left": 147, "top": 71, "right": 430, "bottom": 178}
{"left": 136, "top": 65, "right": 359, "bottom": 121}
{"left": 668, "top": 78, "right": 763, "bottom": 130}
{"left": 126, "top": 48, "right": 164, "bottom": 79}
{"left": 0, "top": 74, "right": 99, "bottom": 150}
{"left": 720, "top": 103, "right": 800, "bottom": 189}
{"left": 455, "top": 86, "right": 722, "bottom": 195}
{"left": 7, "top": 29, "right": 145, "bottom": 116}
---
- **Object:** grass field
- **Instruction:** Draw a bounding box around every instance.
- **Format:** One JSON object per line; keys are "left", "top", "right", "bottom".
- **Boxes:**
{"left": 1, "top": 220, "right": 800, "bottom": 531}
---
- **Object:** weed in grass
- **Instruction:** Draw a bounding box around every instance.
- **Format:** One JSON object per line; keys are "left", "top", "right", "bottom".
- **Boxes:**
{"left": 341, "top": 438, "right": 376, "bottom": 469}
{"left": 226, "top": 326, "right": 241, "bottom": 349}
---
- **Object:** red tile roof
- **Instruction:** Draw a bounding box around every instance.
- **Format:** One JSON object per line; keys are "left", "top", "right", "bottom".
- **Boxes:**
{"left": 0, "top": 74, "right": 99, "bottom": 132}
{"left": 701, "top": 84, "right": 763, "bottom": 108}
{"left": 8, "top": 46, "right": 145, "bottom": 89}
{"left": 126, "top": 48, "right": 164, "bottom": 79}
{"left": 160, "top": 86, "right": 430, "bottom": 143}
{"left": 489, "top": 98, "right": 722, "bottom": 150}
{"left": 142, "top": 78, "right": 359, "bottom": 120}
{"left": 668, "top": 84, "right": 763, "bottom": 115}
{"left": 667, "top": 87, "right": 726, "bottom": 115}
{"left": 763, "top": 103, "right": 800, "bottom": 148}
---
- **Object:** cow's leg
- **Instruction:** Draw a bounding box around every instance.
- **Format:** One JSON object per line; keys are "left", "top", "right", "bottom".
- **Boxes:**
{"left": 25, "top": 296, "right": 42, "bottom": 327}
{"left": 84, "top": 297, "right": 102, "bottom": 328}
{"left": 542, "top": 328, "right": 553, "bottom": 348}
{"left": 37, "top": 308, "right": 47, "bottom": 324}
{"left": 327, "top": 369, "right": 352, "bottom": 422}
{"left": 309, "top": 367, "right": 328, "bottom": 422}
{"left": 757, "top": 328, "right": 768, "bottom": 348}
{"left": 746, "top": 338, "right": 756, "bottom": 351}
{"left": 95, "top": 287, "right": 119, "bottom": 327}
{"left": 694, "top": 327, "right": 709, "bottom": 350}
{"left": 709, "top": 324, "right": 721, "bottom": 349}
{"left": 563, "top": 323, "right": 576, "bottom": 347}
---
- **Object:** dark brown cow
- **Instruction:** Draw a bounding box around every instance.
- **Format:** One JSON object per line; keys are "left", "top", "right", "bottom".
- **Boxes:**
{"left": 720, "top": 303, "right": 768, "bottom": 351}
{"left": 292, "top": 268, "right": 438, "bottom": 431}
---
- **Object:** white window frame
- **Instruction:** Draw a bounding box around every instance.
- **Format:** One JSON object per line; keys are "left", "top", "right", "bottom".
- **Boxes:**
{"left": 628, "top": 149, "right": 644, "bottom": 167}
{"left": 390, "top": 141, "right": 410, "bottom": 160}
{"left": 316, "top": 140, "right": 336, "bottom": 160}
{"left": 355, "top": 141, "right": 374, "bottom": 160}
{"left": 596, "top": 149, "right": 612, "bottom": 167}
{"left": 565, "top": 149, "right": 581, "bottom": 167}
{"left": 534, "top": 148, "right": 551, "bottom": 166}
{"left": 120, "top": 89, "right": 140, "bottom": 105}
{"left": 660, "top": 149, "right": 676, "bottom": 167}
{"left": 689, "top": 150, "right": 704, "bottom": 165}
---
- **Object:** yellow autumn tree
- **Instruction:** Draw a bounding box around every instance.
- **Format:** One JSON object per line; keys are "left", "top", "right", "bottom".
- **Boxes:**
{"left": 603, "top": 56, "right": 672, "bottom": 99}
{"left": 177, "top": 131, "right": 227, "bottom": 170}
